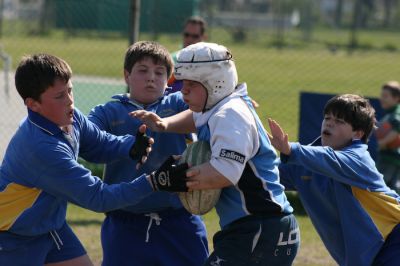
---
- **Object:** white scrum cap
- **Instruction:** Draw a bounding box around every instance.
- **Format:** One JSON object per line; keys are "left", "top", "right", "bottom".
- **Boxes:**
{"left": 174, "top": 42, "right": 238, "bottom": 111}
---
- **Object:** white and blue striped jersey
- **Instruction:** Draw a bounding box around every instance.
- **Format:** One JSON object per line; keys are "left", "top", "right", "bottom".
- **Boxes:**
{"left": 193, "top": 83, "right": 293, "bottom": 228}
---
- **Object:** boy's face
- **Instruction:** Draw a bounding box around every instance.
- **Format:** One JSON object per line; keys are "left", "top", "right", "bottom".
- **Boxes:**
{"left": 321, "top": 113, "right": 364, "bottom": 150}
{"left": 181, "top": 80, "right": 207, "bottom": 112}
{"left": 380, "top": 89, "right": 399, "bottom": 110}
{"left": 27, "top": 79, "right": 74, "bottom": 127}
{"left": 124, "top": 57, "right": 167, "bottom": 105}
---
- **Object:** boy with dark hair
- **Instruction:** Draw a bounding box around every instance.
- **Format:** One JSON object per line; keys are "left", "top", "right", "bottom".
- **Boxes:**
{"left": 0, "top": 53, "right": 188, "bottom": 265}
{"left": 376, "top": 81, "right": 400, "bottom": 193}
{"left": 268, "top": 94, "right": 400, "bottom": 265}
{"left": 132, "top": 42, "right": 299, "bottom": 266}
{"left": 88, "top": 41, "right": 208, "bottom": 266}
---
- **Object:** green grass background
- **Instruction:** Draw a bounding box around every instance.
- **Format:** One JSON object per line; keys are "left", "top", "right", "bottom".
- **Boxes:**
{"left": 4, "top": 28, "right": 399, "bottom": 139}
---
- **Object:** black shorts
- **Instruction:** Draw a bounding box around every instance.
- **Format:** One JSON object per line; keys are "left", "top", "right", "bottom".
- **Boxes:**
{"left": 205, "top": 213, "right": 300, "bottom": 266}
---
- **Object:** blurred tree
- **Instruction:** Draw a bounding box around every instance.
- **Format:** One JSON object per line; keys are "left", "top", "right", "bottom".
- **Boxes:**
{"left": 299, "top": 0, "right": 313, "bottom": 41}
{"left": 350, "top": 0, "right": 362, "bottom": 49}
{"left": 39, "top": 0, "right": 54, "bottom": 35}
{"left": 0, "top": 0, "right": 3, "bottom": 38}
{"left": 360, "top": 0, "right": 374, "bottom": 28}
{"left": 350, "top": 0, "right": 375, "bottom": 49}
{"left": 335, "top": 0, "right": 344, "bottom": 27}
{"left": 383, "top": 0, "right": 398, "bottom": 27}
{"left": 128, "top": 0, "right": 140, "bottom": 45}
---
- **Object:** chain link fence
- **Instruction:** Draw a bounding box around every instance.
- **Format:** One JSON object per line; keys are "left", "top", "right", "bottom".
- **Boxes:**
{"left": 1, "top": 0, "right": 400, "bottom": 161}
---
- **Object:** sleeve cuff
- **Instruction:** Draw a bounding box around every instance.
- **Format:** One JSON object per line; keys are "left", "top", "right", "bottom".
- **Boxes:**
{"left": 210, "top": 158, "right": 242, "bottom": 185}
{"left": 132, "top": 174, "right": 154, "bottom": 193}
{"left": 280, "top": 142, "right": 299, "bottom": 164}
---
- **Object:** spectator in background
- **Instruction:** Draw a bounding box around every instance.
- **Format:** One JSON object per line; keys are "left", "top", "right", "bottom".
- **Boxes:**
{"left": 376, "top": 81, "right": 400, "bottom": 193}
{"left": 166, "top": 16, "right": 207, "bottom": 94}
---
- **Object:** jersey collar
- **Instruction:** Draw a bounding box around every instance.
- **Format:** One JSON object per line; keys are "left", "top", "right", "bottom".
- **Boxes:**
{"left": 27, "top": 108, "right": 63, "bottom": 136}
{"left": 111, "top": 93, "right": 163, "bottom": 109}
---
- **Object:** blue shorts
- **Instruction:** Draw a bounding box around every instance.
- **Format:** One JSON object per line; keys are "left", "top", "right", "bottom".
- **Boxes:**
{"left": 205, "top": 213, "right": 300, "bottom": 266}
{"left": 373, "top": 223, "right": 400, "bottom": 266}
{"left": 101, "top": 208, "right": 208, "bottom": 266}
{"left": 0, "top": 222, "right": 86, "bottom": 265}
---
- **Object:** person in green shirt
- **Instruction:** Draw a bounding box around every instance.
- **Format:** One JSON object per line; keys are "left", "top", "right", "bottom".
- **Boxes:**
{"left": 376, "top": 81, "right": 400, "bottom": 193}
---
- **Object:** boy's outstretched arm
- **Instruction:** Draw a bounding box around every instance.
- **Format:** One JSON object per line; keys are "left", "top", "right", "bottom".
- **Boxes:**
{"left": 129, "top": 110, "right": 167, "bottom": 131}
{"left": 130, "top": 109, "right": 196, "bottom": 134}
{"left": 267, "top": 118, "right": 291, "bottom": 155}
{"left": 186, "top": 162, "right": 233, "bottom": 190}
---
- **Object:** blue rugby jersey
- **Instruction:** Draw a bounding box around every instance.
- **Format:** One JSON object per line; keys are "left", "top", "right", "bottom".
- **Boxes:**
{"left": 0, "top": 108, "right": 152, "bottom": 236}
{"left": 194, "top": 83, "right": 293, "bottom": 228}
{"left": 279, "top": 139, "right": 400, "bottom": 266}
{"left": 88, "top": 92, "right": 189, "bottom": 213}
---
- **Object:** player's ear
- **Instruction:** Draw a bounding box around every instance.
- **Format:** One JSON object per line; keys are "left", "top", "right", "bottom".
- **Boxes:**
{"left": 25, "top": 97, "right": 40, "bottom": 112}
{"left": 352, "top": 129, "right": 364, "bottom": 141}
{"left": 124, "top": 69, "right": 130, "bottom": 84}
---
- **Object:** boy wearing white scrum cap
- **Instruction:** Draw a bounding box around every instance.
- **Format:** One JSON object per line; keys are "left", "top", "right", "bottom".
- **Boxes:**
{"left": 131, "top": 42, "right": 299, "bottom": 265}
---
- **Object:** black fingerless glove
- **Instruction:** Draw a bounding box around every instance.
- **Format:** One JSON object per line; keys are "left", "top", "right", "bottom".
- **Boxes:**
{"left": 129, "top": 130, "right": 151, "bottom": 160}
{"left": 149, "top": 156, "right": 189, "bottom": 192}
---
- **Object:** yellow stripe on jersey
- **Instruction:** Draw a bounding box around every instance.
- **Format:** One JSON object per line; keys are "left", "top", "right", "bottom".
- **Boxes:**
{"left": 352, "top": 186, "right": 400, "bottom": 239}
{"left": 0, "top": 183, "right": 41, "bottom": 230}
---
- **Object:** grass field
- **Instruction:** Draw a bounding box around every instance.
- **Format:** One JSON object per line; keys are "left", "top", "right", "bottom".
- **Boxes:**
{"left": 3, "top": 28, "right": 400, "bottom": 139}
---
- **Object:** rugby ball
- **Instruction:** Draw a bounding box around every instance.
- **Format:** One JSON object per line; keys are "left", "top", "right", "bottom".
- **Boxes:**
{"left": 375, "top": 121, "right": 400, "bottom": 149}
{"left": 179, "top": 141, "right": 221, "bottom": 215}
